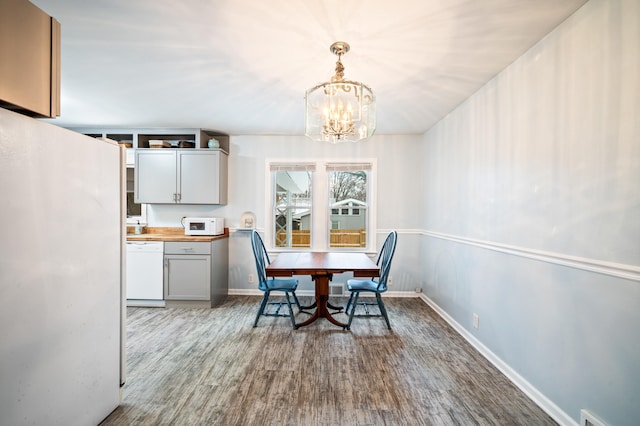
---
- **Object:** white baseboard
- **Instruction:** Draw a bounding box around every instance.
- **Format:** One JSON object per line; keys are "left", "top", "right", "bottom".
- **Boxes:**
{"left": 385, "top": 290, "right": 422, "bottom": 298}
{"left": 228, "top": 288, "right": 316, "bottom": 297}
{"left": 228, "top": 289, "right": 423, "bottom": 298}
{"left": 418, "top": 294, "right": 577, "bottom": 426}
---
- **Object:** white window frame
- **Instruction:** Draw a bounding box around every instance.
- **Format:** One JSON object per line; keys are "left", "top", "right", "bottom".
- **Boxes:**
{"left": 265, "top": 159, "right": 377, "bottom": 252}
{"left": 270, "top": 162, "right": 315, "bottom": 249}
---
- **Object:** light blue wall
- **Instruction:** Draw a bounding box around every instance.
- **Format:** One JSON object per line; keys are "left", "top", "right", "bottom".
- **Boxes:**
{"left": 420, "top": 0, "right": 640, "bottom": 424}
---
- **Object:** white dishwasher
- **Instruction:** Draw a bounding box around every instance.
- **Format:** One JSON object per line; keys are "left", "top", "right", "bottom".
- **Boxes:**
{"left": 126, "top": 241, "right": 164, "bottom": 307}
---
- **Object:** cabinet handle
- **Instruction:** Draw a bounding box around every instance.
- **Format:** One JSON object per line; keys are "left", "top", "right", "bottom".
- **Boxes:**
{"left": 181, "top": 247, "right": 194, "bottom": 252}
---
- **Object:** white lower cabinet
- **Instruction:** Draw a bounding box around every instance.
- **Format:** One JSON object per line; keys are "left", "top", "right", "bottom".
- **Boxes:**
{"left": 164, "top": 242, "right": 211, "bottom": 300}
{"left": 163, "top": 239, "right": 229, "bottom": 306}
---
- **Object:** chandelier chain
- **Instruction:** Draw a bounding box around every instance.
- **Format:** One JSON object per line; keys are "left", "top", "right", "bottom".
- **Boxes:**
{"left": 333, "top": 56, "right": 345, "bottom": 82}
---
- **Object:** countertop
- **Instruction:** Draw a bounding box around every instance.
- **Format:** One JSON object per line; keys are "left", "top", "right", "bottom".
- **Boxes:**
{"left": 126, "top": 227, "right": 229, "bottom": 242}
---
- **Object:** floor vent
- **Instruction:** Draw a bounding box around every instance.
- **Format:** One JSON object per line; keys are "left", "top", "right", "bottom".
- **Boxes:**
{"left": 329, "top": 283, "right": 344, "bottom": 296}
{"left": 580, "top": 409, "right": 606, "bottom": 426}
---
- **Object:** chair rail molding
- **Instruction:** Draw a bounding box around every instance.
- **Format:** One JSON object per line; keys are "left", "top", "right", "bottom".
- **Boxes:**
{"left": 422, "top": 230, "right": 640, "bottom": 283}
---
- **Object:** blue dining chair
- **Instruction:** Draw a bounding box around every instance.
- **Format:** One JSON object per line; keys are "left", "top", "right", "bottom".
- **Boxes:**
{"left": 345, "top": 231, "right": 397, "bottom": 330}
{"left": 251, "top": 230, "right": 303, "bottom": 328}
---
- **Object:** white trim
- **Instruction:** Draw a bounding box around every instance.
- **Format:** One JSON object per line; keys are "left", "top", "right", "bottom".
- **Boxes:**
{"left": 419, "top": 293, "right": 578, "bottom": 426}
{"left": 384, "top": 290, "right": 421, "bottom": 298}
{"left": 423, "top": 230, "right": 640, "bottom": 282}
{"left": 229, "top": 288, "right": 316, "bottom": 297}
{"left": 228, "top": 289, "right": 421, "bottom": 298}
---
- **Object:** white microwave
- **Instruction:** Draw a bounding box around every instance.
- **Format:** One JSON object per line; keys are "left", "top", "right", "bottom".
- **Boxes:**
{"left": 184, "top": 217, "right": 224, "bottom": 236}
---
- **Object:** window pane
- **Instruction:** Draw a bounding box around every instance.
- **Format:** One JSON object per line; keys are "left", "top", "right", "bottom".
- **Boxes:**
{"left": 274, "top": 170, "right": 312, "bottom": 248}
{"left": 328, "top": 170, "right": 368, "bottom": 248}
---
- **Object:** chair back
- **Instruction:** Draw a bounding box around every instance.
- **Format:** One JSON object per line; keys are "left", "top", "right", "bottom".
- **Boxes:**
{"left": 250, "top": 230, "right": 271, "bottom": 291}
{"left": 375, "top": 231, "right": 397, "bottom": 292}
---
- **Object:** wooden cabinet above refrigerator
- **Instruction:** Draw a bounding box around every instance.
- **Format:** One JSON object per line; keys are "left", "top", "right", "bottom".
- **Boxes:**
{"left": 0, "top": 0, "right": 61, "bottom": 118}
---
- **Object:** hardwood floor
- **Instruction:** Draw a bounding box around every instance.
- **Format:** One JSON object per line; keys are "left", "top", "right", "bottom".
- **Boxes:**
{"left": 101, "top": 296, "right": 556, "bottom": 425}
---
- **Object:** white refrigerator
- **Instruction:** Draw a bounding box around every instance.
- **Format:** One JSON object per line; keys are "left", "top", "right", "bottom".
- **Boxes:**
{"left": 0, "top": 107, "right": 124, "bottom": 425}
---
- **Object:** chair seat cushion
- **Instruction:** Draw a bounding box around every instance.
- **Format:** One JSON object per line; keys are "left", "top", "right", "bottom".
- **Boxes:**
{"left": 347, "top": 278, "right": 384, "bottom": 293}
{"left": 262, "top": 278, "right": 298, "bottom": 291}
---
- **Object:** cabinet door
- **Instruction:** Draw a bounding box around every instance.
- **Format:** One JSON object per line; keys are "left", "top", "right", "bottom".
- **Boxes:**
{"left": 164, "top": 255, "right": 211, "bottom": 300}
{"left": 0, "top": 0, "right": 60, "bottom": 117}
{"left": 178, "top": 151, "right": 221, "bottom": 204}
{"left": 135, "top": 150, "right": 177, "bottom": 203}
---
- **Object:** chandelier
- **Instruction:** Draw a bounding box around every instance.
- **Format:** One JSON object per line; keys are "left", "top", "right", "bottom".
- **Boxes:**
{"left": 305, "top": 42, "right": 376, "bottom": 143}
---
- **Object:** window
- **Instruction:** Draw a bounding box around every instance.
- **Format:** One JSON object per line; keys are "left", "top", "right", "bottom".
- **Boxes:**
{"left": 271, "top": 164, "right": 314, "bottom": 248}
{"left": 327, "top": 163, "right": 370, "bottom": 249}
{"left": 268, "top": 160, "right": 375, "bottom": 251}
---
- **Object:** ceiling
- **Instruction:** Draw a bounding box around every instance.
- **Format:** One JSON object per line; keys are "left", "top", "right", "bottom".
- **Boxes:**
{"left": 33, "top": 0, "right": 588, "bottom": 136}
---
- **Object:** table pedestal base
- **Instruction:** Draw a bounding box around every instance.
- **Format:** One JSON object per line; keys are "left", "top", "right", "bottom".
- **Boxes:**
{"left": 295, "top": 273, "right": 346, "bottom": 329}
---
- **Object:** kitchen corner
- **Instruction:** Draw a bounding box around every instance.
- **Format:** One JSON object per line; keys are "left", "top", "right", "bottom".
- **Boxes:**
{"left": 126, "top": 227, "right": 229, "bottom": 308}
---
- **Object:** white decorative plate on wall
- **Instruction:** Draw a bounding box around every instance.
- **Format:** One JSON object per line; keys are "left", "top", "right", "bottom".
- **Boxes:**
{"left": 240, "top": 211, "right": 256, "bottom": 230}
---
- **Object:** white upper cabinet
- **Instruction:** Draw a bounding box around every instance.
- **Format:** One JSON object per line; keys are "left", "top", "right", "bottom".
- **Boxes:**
{"left": 135, "top": 149, "right": 228, "bottom": 205}
{"left": 179, "top": 151, "right": 225, "bottom": 204}
{"left": 135, "top": 150, "right": 178, "bottom": 204}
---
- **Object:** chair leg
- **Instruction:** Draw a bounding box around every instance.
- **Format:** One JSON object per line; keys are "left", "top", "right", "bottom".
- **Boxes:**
{"left": 376, "top": 293, "right": 391, "bottom": 330}
{"left": 253, "top": 291, "right": 270, "bottom": 327}
{"left": 346, "top": 292, "right": 360, "bottom": 330}
{"left": 292, "top": 291, "right": 302, "bottom": 310}
{"left": 284, "top": 292, "right": 297, "bottom": 329}
{"left": 345, "top": 292, "right": 355, "bottom": 315}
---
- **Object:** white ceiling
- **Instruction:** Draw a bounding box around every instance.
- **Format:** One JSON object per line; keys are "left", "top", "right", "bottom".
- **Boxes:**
{"left": 33, "top": 0, "right": 588, "bottom": 136}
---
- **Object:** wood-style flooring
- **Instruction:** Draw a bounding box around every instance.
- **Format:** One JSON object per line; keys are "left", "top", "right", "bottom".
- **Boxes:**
{"left": 100, "top": 296, "right": 556, "bottom": 425}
